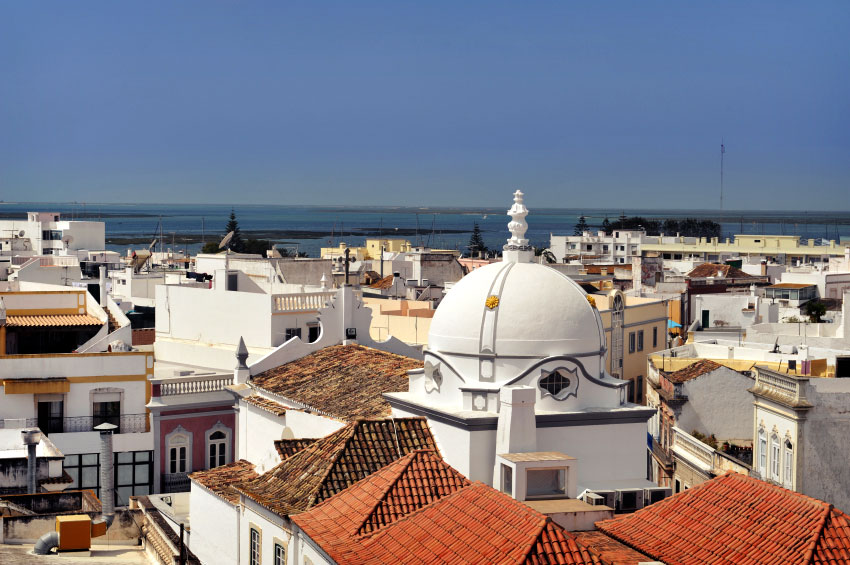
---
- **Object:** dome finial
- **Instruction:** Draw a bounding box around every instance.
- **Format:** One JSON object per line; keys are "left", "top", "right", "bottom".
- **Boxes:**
{"left": 503, "top": 190, "right": 532, "bottom": 263}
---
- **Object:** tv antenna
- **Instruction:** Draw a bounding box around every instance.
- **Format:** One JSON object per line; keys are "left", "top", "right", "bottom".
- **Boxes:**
{"left": 720, "top": 139, "right": 726, "bottom": 210}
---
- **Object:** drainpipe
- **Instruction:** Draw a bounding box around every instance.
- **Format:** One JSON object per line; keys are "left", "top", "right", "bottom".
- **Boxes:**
{"left": 95, "top": 422, "right": 117, "bottom": 526}
{"left": 21, "top": 428, "right": 42, "bottom": 494}
{"left": 99, "top": 265, "right": 107, "bottom": 307}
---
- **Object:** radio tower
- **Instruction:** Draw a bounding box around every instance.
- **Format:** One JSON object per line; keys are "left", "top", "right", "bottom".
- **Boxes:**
{"left": 720, "top": 139, "right": 726, "bottom": 210}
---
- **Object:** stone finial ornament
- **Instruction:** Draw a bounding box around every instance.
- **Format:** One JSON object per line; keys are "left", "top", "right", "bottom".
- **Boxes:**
{"left": 235, "top": 336, "right": 249, "bottom": 370}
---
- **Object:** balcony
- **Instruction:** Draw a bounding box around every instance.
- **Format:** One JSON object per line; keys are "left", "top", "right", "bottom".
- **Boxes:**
{"left": 272, "top": 290, "right": 337, "bottom": 313}
{"left": 0, "top": 413, "right": 148, "bottom": 435}
{"left": 162, "top": 472, "right": 190, "bottom": 493}
{"left": 749, "top": 367, "right": 813, "bottom": 409}
{"left": 672, "top": 427, "right": 714, "bottom": 473}
{"left": 156, "top": 374, "right": 233, "bottom": 397}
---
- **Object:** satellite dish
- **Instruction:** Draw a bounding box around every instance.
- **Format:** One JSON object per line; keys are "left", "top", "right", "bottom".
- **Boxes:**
{"left": 18, "top": 230, "right": 25, "bottom": 237}
{"left": 219, "top": 231, "right": 234, "bottom": 250}
{"left": 62, "top": 235, "right": 74, "bottom": 246}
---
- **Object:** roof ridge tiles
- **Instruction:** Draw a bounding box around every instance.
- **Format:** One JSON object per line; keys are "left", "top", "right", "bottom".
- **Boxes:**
{"left": 803, "top": 503, "right": 833, "bottom": 565}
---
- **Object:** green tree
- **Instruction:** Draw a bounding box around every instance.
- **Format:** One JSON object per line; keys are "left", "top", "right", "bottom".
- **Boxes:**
{"left": 468, "top": 223, "right": 487, "bottom": 256}
{"left": 805, "top": 300, "right": 827, "bottom": 323}
{"left": 244, "top": 238, "right": 271, "bottom": 255}
{"left": 201, "top": 241, "right": 220, "bottom": 254}
{"left": 224, "top": 209, "right": 245, "bottom": 253}
{"left": 601, "top": 216, "right": 612, "bottom": 235}
{"left": 574, "top": 215, "right": 589, "bottom": 235}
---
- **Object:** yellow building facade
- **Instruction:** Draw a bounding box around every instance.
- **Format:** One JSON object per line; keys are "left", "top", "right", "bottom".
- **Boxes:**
{"left": 321, "top": 238, "right": 412, "bottom": 261}
{"left": 642, "top": 235, "right": 848, "bottom": 263}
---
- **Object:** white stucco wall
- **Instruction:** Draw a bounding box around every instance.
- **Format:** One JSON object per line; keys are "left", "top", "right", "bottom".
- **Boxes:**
{"left": 677, "top": 367, "right": 754, "bottom": 443}
{"left": 241, "top": 501, "right": 292, "bottom": 565}
{"left": 189, "top": 484, "right": 240, "bottom": 565}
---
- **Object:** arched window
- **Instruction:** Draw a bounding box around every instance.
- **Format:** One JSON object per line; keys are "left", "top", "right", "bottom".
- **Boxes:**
{"left": 757, "top": 428, "right": 767, "bottom": 477}
{"left": 770, "top": 434, "right": 780, "bottom": 481}
{"left": 205, "top": 423, "right": 231, "bottom": 470}
{"left": 168, "top": 434, "right": 189, "bottom": 474}
{"left": 783, "top": 440, "right": 794, "bottom": 489}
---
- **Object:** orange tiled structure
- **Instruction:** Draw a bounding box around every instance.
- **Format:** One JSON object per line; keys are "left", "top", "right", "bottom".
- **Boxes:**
{"left": 250, "top": 344, "right": 423, "bottom": 420}
{"left": 273, "top": 437, "right": 318, "bottom": 461}
{"left": 189, "top": 459, "right": 259, "bottom": 504}
{"left": 661, "top": 359, "right": 723, "bottom": 383}
{"left": 234, "top": 418, "right": 436, "bottom": 516}
{"left": 292, "top": 450, "right": 603, "bottom": 564}
{"left": 242, "top": 394, "right": 289, "bottom": 416}
{"left": 596, "top": 472, "right": 850, "bottom": 565}
{"left": 686, "top": 263, "right": 753, "bottom": 279}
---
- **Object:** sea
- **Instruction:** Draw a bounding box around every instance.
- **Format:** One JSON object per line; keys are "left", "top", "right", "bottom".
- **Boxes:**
{"left": 1, "top": 202, "right": 848, "bottom": 258}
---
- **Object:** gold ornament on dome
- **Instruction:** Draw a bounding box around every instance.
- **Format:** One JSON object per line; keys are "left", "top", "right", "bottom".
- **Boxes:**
{"left": 586, "top": 295, "right": 596, "bottom": 308}
{"left": 485, "top": 295, "right": 500, "bottom": 310}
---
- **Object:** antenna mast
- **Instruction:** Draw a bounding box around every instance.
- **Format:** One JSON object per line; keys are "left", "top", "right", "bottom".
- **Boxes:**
{"left": 720, "top": 140, "right": 725, "bottom": 210}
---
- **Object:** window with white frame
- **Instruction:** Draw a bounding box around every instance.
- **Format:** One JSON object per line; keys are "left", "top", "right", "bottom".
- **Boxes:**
{"left": 166, "top": 428, "right": 192, "bottom": 474}
{"left": 771, "top": 434, "right": 780, "bottom": 481}
{"left": 274, "top": 543, "right": 285, "bottom": 565}
{"left": 758, "top": 428, "right": 767, "bottom": 476}
{"left": 209, "top": 431, "right": 226, "bottom": 469}
{"left": 784, "top": 440, "right": 793, "bottom": 489}
{"left": 205, "top": 423, "right": 231, "bottom": 470}
{"left": 250, "top": 528, "right": 261, "bottom": 565}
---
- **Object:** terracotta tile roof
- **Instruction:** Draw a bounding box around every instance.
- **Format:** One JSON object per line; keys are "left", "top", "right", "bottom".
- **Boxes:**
{"left": 5, "top": 314, "right": 103, "bottom": 327}
{"left": 663, "top": 359, "right": 723, "bottom": 383}
{"left": 572, "top": 531, "right": 651, "bottom": 564}
{"left": 292, "top": 451, "right": 600, "bottom": 565}
{"left": 369, "top": 275, "right": 395, "bottom": 290}
{"left": 235, "top": 417, "right": 437, "bottom": 517}
{"left": 189, "top": 460, "right": 258, "bottom": 505}
{"left": 250, "top": 344, "right": 423, "bottom": 421}
{"left": 687, "top": 263, "right": 752, "bottom": 279}
{"left": 274, "top": 437, "right": 318, "bottom": 461}
{"left": 243, "top": 394, "right": 288, "bottom": 416}
{"left": 596, "top": 472, "right": 850, "bottom": 565}
{"left": 39, "top": 470, "right": 74, "bottom": 486}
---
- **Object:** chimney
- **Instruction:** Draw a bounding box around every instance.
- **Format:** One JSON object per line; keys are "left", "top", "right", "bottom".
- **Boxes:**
{"left": 95, "top": 423, "right": 118, "bottom": 521}
{"left": 495, "top": 387, "right": 537, "bottom": 455}
{"left": 99, "top": 266, "right": 107, "bottom": 307}
{"left": 21, "top": 428, "right": 42, "bottom": 494}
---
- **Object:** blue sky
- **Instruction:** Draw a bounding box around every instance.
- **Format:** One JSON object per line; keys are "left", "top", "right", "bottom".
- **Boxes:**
{"left": 1, "top": 2, "right": 848, "bottom": 209}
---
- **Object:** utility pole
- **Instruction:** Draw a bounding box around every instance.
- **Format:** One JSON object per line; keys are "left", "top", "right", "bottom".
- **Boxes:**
{"left": 720, "top": 140, "right": 725, "bottom": 210}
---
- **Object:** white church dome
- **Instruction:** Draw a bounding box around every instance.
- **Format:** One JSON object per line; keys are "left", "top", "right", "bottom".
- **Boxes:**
{"left": 429, "top": 260, "right": 605, "bottom": 359}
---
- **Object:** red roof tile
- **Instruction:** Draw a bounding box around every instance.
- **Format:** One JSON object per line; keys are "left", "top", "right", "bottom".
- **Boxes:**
{"left": 596, "top": 472, "right": 850, "bottom": 565}
{"left": 273, "top": 437, "right": 318, "bottom": 461}
{"left": 250, "top": 344, "right": 422, "bottom": 421}
{"left": 6, "top": 314, "right": 103, "bottom": 327}
{"left": 663, "top": 359, "right": 723, "bottom": 383}
{"left": 292, "top": 451, "right": 601, "bottom": 565}
{"left": 572, "top": 531, "right": 651, "bottom": 564}
{"left": 235, "top": 418, "right": 437, "bottom": 517}
{"left": 369, "top": 275, "right": 395, "bottom": 290}
{"left": 243, "top": 394, "right": 288, "bottom": 416}
{"left": 189, "top": 460, "right": 259, "bottom": 505}
{"left": 687, "top": 263, "right": 752, "bottom": 279}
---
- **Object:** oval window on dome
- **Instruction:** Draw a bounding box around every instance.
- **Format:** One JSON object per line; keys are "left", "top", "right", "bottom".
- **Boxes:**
{"left": 538, "top": 367, "right": 578, "bottom": 400}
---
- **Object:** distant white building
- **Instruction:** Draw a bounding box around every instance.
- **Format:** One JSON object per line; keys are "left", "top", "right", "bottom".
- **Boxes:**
{"left": 549, "top": 229, "right": 646, "bottom": 265}
{"left": 0, "top": 212, "right": 105, "bottom": 257}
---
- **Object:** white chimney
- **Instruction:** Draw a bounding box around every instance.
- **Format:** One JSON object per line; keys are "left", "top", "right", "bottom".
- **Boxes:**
{"left": 99, "top": 265, "right": 107, "bottom": 307}
{"left": 495, "top": 386, "right": 537, "bottom": 455}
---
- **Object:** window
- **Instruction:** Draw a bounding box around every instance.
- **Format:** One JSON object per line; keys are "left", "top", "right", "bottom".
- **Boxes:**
{"left": 501, "top": 464, "right": 513, "bottom": 497}
{"left": 637, "top": 330, "right": 644, "bottom": 352}
{"left": 209, "top": 431, "right": 227, "bottom": 469}
{"left": 307, "top": 324, "right": 320, "bottom": 343}
{"left": 285, "top": 328, "right": 302, "bottom": 341}
{"left": 538, "top": 368, "right": 575, "bottom": 399}
{"left": 771, "top": 435, "right": 780, "bottom": 481}
{"left": 602, "top": 245, "right": 609, "bottom": 252}
{"left": 250, "top": 528, "right": 261, "bottom": 565}
{"left": 585, "top": 244, "right": 592, "bottom": 251}
{"left": 635, "top": 375, "right": 643, "bottom": 403}
{"left": 37, "top": 398, "right": 64, "bottom": 435}
{"left": 274, "top": 544, "right": 285, "bottom": 565}
{"left": 526, "top": 468, "right": 566, "bottom": 498}
{"left": 93, "top": 400, "right": 120, "bottom": 430}
{"left": 653, "top": 327, "right": 658, "bottom": 348}
{"left": 115, "top": 450, "right": 152, "bottom": 503}
{"left": 63, "top": 453, "right": 100, "bottom": 496}
{"left": 167, "top": 432, "right": 190, "bottom": 474}
{"left": 674, "top": 479, "right": 681, "bottom": 493}
{"left": 758, "top": 429, "right": 767, "bottom": 476}
{"left": 629, "top": 332, "right": 636, "bottom": 353}
{"left": 784, "top": 440, "right": 793, "bottom": 488}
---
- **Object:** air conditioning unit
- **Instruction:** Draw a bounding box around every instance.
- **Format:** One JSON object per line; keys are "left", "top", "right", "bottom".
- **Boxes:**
{"left": 644, "top": 486, "right": 672, "bottom": 505}
{"left": 584, "top": 490, "right": 616, "bottom": 509}
{"left": 582, "top": 492, "right": 604, "bottom": 506}
{"left": 616, "top": 488, "right": 645, "bottom": 513}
